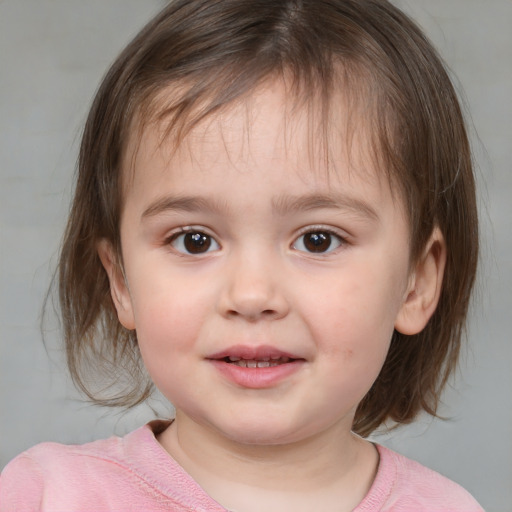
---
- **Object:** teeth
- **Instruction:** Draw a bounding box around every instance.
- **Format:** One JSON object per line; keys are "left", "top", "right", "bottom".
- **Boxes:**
{"left": 227, "top": 358, "right": 290, "bottom": 368}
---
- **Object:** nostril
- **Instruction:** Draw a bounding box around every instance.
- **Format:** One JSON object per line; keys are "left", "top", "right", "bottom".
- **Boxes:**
{"left": 225, "top": 308, "right": 278, "bottom": 321}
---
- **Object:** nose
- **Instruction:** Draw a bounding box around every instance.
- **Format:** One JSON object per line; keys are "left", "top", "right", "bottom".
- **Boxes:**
{"left": 217, "top": 252, "right": 290, "bottom": 321}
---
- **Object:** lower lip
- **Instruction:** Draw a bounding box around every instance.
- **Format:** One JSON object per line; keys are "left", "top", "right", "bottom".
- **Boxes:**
{"left": 209, "top": 360, "right": 304, "bottom": 389}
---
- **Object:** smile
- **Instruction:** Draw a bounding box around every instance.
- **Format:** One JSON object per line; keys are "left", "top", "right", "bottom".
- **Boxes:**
{"left": 224, "top": 356, "right": 292, "bottom": 368}
{"left": 208, "top": 346, "right": 304, "bottom": 388}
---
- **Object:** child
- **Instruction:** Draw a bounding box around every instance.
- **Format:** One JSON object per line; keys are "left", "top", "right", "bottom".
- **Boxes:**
{"left": 0, "top": 0, "right": 483, "bottom": 510}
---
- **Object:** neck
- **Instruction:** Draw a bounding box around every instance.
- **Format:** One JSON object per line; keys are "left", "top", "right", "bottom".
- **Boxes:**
{"left": 157, "top": 413, "right": 378, "bottom": 512}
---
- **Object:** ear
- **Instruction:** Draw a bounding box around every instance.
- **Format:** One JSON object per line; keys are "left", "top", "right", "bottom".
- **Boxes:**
{"left": 97, "top": 239, "right": 136, "bottom": 330}
{"left": 395, "top": 227, "right": 446, "bottom": 335}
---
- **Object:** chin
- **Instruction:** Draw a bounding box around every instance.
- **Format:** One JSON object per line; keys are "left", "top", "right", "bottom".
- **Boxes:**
{"left": 211, "top": 416, "right": 316, "bottom": 447}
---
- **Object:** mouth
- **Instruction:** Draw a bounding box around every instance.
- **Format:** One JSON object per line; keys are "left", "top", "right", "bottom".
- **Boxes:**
{"left": 221, "top": 356, "right": 294, "bottom": 368}
{"left": 209, "top": 348, "right": 304, "bottom": 388}
{"left": 208, "top": 345, "right": 304, "bottom": 368}
{"left": 208, "top": 345, "right": 304, "bottom": 388}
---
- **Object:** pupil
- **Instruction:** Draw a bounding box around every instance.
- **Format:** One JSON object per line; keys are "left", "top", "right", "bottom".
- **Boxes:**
{"left": 304, "top": 232, "right": 331, "bottom": 253}
{"left": 184, "top": 232, "right": 211, "bottom": 253}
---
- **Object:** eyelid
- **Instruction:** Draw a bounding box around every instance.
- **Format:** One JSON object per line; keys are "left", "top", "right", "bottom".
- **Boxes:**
{"left": 292, "top": 225, "right": 349, "bottom": 254}
{"left": 164, "top": 225, "right": 216, "bottom": 240}
{"left": 294, "top": 224, "right": 349, "bottom": 240}
{"left": 164, "top": 226, "right": 221, "bottom": 255}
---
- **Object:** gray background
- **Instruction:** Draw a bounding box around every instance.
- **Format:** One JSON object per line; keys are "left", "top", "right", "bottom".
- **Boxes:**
{"left": 1, "top": 1, "right": 511, "bottom": 510}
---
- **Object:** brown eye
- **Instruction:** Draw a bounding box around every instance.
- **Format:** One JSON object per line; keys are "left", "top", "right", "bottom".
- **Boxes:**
{"left": 294, "top": 231, "right": 342, "bottom": 253}
{"left": 184, "top": 232, "right": 211, "bottom": 253}
{"left": 171, "top": 231, "right": 219, "bottom": 254}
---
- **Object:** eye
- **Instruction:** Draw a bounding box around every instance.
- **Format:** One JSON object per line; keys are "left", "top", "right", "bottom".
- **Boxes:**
{"left": 293, "top": 230, "right": 343, "bottom": 254}
{"left": 169, "top": 230, "right": 220, "bottom": 255}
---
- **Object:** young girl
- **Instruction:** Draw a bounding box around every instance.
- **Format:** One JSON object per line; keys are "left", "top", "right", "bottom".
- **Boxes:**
{"left": 1, "top": 0, "right": 483, "bottom": 510}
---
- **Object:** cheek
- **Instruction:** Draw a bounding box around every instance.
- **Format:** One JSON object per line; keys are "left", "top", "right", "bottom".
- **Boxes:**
{"left": 134, "top": 299, "right": 200, "bottom": 402}
{"left": 129, "top": 261, "right": 212, "bottom": 332}
{"left": 314, "top": 295, "right": 395, "bottom": 409}
{"left": 306, "top": 263, "right": 402, "bottom": 362}
{"left": 135, "top": 296, "right": 200, "bottom": 350}
{"left": 128, "top": 283, "right": 199, "bottom": 369}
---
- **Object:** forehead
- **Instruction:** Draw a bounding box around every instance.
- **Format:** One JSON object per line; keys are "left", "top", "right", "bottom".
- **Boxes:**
{"left": 124, "top": 78, "right": 388, "bottom": 196}
{"left": 118, "top": 79, "right": 411, "bottom": 248}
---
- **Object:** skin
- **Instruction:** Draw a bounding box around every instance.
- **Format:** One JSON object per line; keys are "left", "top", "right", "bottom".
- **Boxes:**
{"left": 99, "top": 79, "right": 446, "bottom": 511}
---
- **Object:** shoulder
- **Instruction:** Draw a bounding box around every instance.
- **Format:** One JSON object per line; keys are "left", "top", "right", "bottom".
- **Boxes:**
{"left": 0, "top": 421, "right": 225, "bottom": 512}
{"left": 0, "top": 434, "right": 125, "bottom": 511}
{"left": 355, "top": 444, "right": 484, "bottom": 512}
{"left": 1, "top": 430, "right": 126, "bottom": 478}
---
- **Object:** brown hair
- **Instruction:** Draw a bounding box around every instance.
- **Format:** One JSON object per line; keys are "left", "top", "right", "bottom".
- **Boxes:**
{"left": 58, "top": 0, "right": 478, "bottom": 436}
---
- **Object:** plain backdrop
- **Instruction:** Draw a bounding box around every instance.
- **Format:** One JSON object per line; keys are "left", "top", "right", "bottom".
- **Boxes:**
{"left": 1, "top": 1, "right": 511, "bottom": 511}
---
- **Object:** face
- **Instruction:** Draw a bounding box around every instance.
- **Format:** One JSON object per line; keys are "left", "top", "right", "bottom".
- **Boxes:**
{"left": 106, "top": 81, "right": 417, "bottom": 446}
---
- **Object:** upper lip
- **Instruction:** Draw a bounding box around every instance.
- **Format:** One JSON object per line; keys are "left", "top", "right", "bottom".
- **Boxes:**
{"left": 207, "top": 344, "right": 302, "bottom": 361}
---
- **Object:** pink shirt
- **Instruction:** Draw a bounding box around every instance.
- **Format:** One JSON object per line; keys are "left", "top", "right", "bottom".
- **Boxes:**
{"left": 1, "top": 421, "right": 483, "bottom": 511}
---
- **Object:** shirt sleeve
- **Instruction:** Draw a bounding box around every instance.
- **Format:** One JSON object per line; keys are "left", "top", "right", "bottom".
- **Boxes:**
{"left": 0, "top": 454, "right": 44, "bottom": 512}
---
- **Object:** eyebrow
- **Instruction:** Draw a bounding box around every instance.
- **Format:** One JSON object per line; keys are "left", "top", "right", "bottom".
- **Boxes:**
{"left": 142, "top": 196, "right": 228, "bottom": 219}
{"left": 141, "top": 192, "right": 378, "bottom": 221}
{"left": 271, "top": 193, "right": 379, "bottom": 220}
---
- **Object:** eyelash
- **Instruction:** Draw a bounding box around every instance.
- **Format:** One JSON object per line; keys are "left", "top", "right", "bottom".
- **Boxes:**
{"left": 164, "top": 226, "right": 348, "bottom": 256}
{"left": 292, "top": 226, "right": 347, "bottom": 255}
{"left": 165, "top": 227, "right": 220, "bottom": 256}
